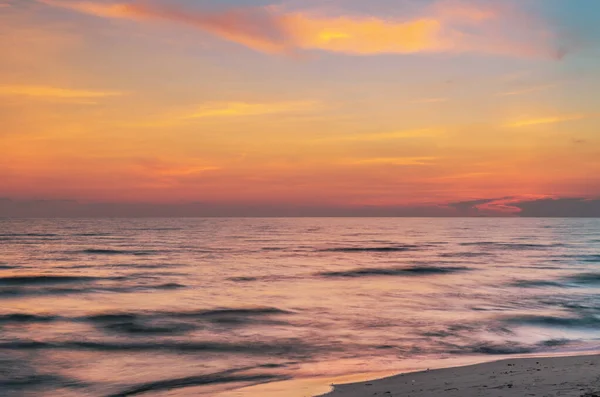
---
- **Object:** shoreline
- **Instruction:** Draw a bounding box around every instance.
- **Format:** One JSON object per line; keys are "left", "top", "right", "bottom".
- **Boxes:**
{"left": 215, "top": 351, "right": 600, "bottom": 397}
{"left": 320, "top": 353, "right": 600, "bottom": 397}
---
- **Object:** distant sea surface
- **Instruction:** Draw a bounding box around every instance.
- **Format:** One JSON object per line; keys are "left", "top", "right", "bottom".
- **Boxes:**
{"left": 1, "top": 218, "right": 600, "bottom": 396}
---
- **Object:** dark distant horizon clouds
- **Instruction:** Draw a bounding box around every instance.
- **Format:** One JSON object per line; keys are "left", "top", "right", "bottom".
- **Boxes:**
{"left": 2, "top": 196, "right": 600, "bottom": 217}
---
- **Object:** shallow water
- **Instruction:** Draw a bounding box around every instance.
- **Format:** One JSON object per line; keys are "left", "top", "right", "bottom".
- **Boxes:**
{"left": 1, "top": 218, "right": 600, "bottom": 396}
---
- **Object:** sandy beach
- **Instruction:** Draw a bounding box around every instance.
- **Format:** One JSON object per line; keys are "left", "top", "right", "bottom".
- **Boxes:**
{"left": 321, "top": 354, "right": 600, "bottom": 397}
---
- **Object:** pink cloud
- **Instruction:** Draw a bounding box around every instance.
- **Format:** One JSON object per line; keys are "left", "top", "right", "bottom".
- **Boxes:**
{"left": 39, "top": 0, "right": 565, "bottom": 59}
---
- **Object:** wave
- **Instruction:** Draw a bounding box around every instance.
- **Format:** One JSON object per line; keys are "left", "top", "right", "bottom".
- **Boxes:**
{"left": 0, "top": 275, "right": 103, "bottom": 285}
{"left": 318, "top": 266, "right": 470, "bottom": 278}
{"left": 86, "top": 313, "right": 139, "bottom": 322}
{"left": 576, "top": 255, "right": 600, "bottom": 263}
{"left": 0, "top": 282, "right": 185, "bottom": 298}
{"left": 84, "top": 308, "right": 288, "bottom": 324}
{"left": 565, "top": 273, "right": 600, "bottom": 285}
{"left": 0, "top": 233, "right": 59, "bottom": 237}
{"left": 102, "top": 321, "right": 198, "bottom": 336}
{"left": 129, "top": 227, "right": 183, "bottom": 231}
{"left": 319, "top": 244, "right": 421, "bottom": 253}
{"left": 82, "top": 308, "right": 294, "bottom": 321}
{"left": 511, "top": 280, "right": 565, "bottom": 288}
{"left": 108, "top": 263, "right": 184, "bottom": 270}
{"left": 153, "top": 283, "right": 185, "bottom": 290}
{"left": 0, "top": 306, "right": 288, "bottom": 335}
{"left": 228, "top": 275, "right": 293, "bottom": 283}
{"left": 503, "top": 314, "right": 600, "bottom": 328}
{"left": 539, "top": 338, "right": 571, "bottom": 347}
{"left": 169, "top": 308, "right": 292, "bottom": 326}
{"left": 459, "top": 242, "right": 565, "bottom": 250}
{"left": 123, "top": 271, "right": 185, "bottom": 279}
{"left": 0, "top": 339, "right": 308, "bottom": 355}
{"left": 0, "top": 373, "right": 82, "bottom": 389}
{"left": 440, "top": 340, "right": 537, "bottom": 356}
{"left": 192, "top": 308, "right": 291, "bottom": 318}
{"left": 84, "top": 307, "right": 290, "bottom": 333}
{"left": 439, "top": 252, "right": 494, "bottom": 258}
{"left": 78, "top": 249, "right": 159, "bottom": 256}
{"left": 229, "top": 276, "right": 260, "bottom": 282}
{"left": 106, "top": 369, "right": 287, "bottom": 397}
{"left": 550, "top": 254, "right": 600, "bottom": 263}
{"left": 0, "top": 313, "right": 57, "bottom": 323}
{"left": 467, "top": 342, "right": 535, "bottom": 355}
{"left": 0, "top": 265, "right": 16, "bottom": 269}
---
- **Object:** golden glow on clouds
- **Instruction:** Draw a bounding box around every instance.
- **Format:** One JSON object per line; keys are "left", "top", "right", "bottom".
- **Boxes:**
{"left": 38, "top": 0, "right": 561, "bottom": 58}
{"left": 288, "top": 16, "right": 443, "bottom": 55}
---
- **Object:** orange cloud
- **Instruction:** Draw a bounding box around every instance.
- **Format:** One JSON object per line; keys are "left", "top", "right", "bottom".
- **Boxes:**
{"left": 39, "top": 0, "right": 563, "bottom": 59}
{"left": 123, "top": 100, "right": 320, "bottom": 129}
{"left": 287, "top": 15, "right": 443, "bottom": 55}
{"left": 319, "top": 129, "right": 443, "bottom": 143}
{"left": 507, "top": 114, "right": 587, "bottom": 128}
{"left": 0, "top": 85, "right": 123, "bottom": 99}
{"left": 184, "top": 101, "right": 320, "bottom": 119}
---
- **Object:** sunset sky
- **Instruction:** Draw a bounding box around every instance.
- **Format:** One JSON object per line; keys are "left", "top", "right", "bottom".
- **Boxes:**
{"left": 1, "top": 0, "right": 599, "bottom": 216}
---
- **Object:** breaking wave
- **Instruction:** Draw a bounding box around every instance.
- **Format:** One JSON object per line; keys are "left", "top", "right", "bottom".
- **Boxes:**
{"left": 105, "top": 368, "right": 287, "bottom": 397}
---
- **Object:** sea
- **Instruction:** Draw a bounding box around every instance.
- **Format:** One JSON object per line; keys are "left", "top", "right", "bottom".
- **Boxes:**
{"left": 1, "top": 218, "right": 600, "bottom": 397}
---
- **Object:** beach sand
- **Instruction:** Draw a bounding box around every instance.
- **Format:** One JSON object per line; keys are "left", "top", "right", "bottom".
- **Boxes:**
{"left": 320, "top": 354, "right": 600, "bottom": 397}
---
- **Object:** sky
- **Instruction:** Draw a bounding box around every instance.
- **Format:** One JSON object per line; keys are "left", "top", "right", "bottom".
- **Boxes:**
{"left": 1, "top": 0, "right": 599, "bottom": 216}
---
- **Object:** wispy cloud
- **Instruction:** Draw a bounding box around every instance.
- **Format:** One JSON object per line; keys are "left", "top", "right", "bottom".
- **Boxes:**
{"left": 39, "top": 0, "right": 565, "bottom": 59}
{"left": 410, "top": 97, "right": 449, "bottom": 104}
{"left": 507, "top": 114, "right": 587, "bottom": 128}
{"left": 498, "top": 84, "right": 556, "bottom": 97}
{"left": 320, "top": 129, "right": 442, "bottom": 143}
{"left": 435, "top": 172, "right": 493, "bottom": 180}
{"left": 346, "top": 157, "right": 437, "bottom": 166}
{"left": 134, "top": 158, "right": 221, "bottom": 178}
{"left": 124, "top": 100, "right": 320, "bottom": 128}
{"left": 0, "top": 85, "right": 123, "bottom": 99}
{"left": 39, "top": 0, "right": 293, "bottom": 54}
{"left": 184, "top": 101, "right": 319, "bottom": 119}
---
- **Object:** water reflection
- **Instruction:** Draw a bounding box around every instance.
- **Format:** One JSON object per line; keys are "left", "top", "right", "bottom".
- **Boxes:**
{"left": 0, "top": 218, "right": 599, "bottom": 396}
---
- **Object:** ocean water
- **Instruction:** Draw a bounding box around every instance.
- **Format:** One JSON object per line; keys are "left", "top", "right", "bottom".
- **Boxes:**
{"left": 1, "top": 218, "right": 600, "bottom": 396}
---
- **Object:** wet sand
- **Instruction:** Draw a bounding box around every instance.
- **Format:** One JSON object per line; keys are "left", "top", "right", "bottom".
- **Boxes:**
{"left": 320, "top": 354, "right": 600, "bottom": 397}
